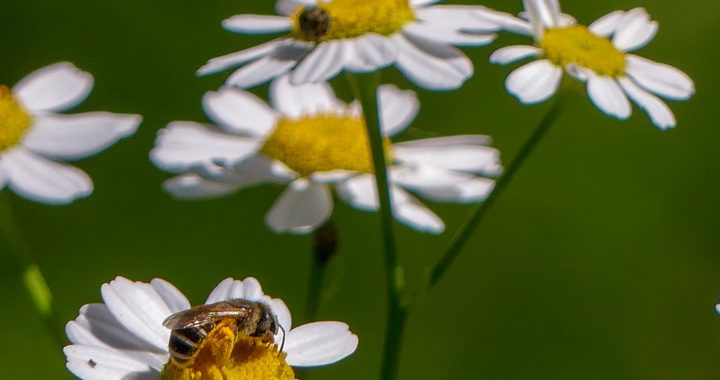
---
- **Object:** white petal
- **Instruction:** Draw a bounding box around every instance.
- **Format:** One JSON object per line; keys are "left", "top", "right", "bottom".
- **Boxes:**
{"left": 198, "top": 38, "right": 291, "bottom": 76}
{"left": 64, "top": 345, "right": 157, "bottom": 380}
{"left": 222, "top": 15, "right": 292, "bottom": 34}
{"left": 66, "top": 304, "right": 167, "bottom": 369}
{"left": 266, "top": 179, "right": 333, "bottom": 234}
{"left": 589, "top": 10, "right": 625, "bottom": 37}
{"left": 336, "top": 174, "right": 379, "bottom": 211}
{"left": 393, "top": 165, "right": 494, "bottom": 203}
{"left": 393, "top": 34, "right": 473, "bottom": 91}
{"left": 402, "top": 22, "right": 495, "bottom": 46}
{"left": 587, "top": 74, "right": 632, "bottom": 120}
{"left": 392, "top": 187, "right": 445, "bottom": 233}
{"left": 100, "top": 277, "right": 174, "bottom": 351}
{"left": 473, "top": 8, "right": 533, "bottom": 35}
{"left": 284, "top": 322, "right": 358, "bottom": 367}
{"left": 150, "top": 122, "right": 261, "bottom": 173}
{"left": 310, "top": 170, "right": 357, "bottom": 184}
{"left": 489, "top": 45, "right": 541, "bottom": 65}
{"left": 612, "top": 8, "right": 658, "bottom": 52}
{"left": 618, "top": 77, "right": 676, "bottom": 129}
{"left": 343, "top": 34, "right": 396, "bottom": 73}
{"left": 200, "top": 155, "right": 296, "bottom": 186}
{"left": 506, "top": 59, "right": 562, "bottom": 104}
{"left": 13, "top": 62, "right": 93, "bottom": 113}
{"left": 203, "top": 88, "right": 277, "bottom": 137}
{"left": 206, "top": 278, "right": 246, "bottom": 304}
{"left": 416, "top": 5, "right": 521, "bottom": 33}
{"left": 227, "top": 43, "right": 309, "bottom": 88}
{"left": 393, "top": 135, "right": 501, "bottom": 176}
{"left": 4, "top": 148, "right": 92, "bottom": 205}
{"left": 22, "top": 113, "right": 140, "bottom": 160}
{"left": 523, "top": 0, "right": 562, "bottom": 36}
{"left": 625, "top": 55, "right": 695, "bottom": 100}
{"left": 163, "top": 174, "right": 240, "bottom": 200}
{"left": 276, "top": 0, "right": 317, "bottom": 16}
{"left": 290, "top": 41, "right": 346, "bottom": 85}
{"left": 150, "top": 279, "right": 191, "bottom": 313}
{"left": 378, "top": 85, "right": 419, "bottom": 137}
{"left": 336, "top": 174, "right": 445, "bottom": 233}
{"left": 270, "top": 74, "right": 343, "bottom": 119}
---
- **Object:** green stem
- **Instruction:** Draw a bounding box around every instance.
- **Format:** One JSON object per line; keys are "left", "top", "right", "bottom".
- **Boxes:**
{"left": 351, "top": 73, "right": 406, "bottom": 380}
{"left": 0, "top": 192, "right": 63, "bottom": 345}
{"left": 305, "top": 220, "right": 339, "bottom": 322}
{"left": 429, "top": 98, "right": 565, "bottom": 288}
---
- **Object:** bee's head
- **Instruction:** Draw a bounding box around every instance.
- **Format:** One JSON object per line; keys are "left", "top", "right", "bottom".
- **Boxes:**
{"left": 254, "top": 303, "right": 279, "bottom": 337}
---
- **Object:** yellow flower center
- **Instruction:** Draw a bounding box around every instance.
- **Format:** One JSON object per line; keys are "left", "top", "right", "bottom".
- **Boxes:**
{"left": 540, "top": 25, "right": 626, "bottom": 77}
{"left": 261, "top": 113, "right": 391, "bottom": 177}
{"left": 291, "top": 0, "right": 415, "bottom": 41}
{"left": 0, "top": 86, "right": 32, "bottom": 152}
{"left": 162, "top": 319, "right": 294, "bottom": 380}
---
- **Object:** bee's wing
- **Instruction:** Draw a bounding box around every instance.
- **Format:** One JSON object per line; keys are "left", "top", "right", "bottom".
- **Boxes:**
{"left": 162, "top": 301, "right": 254, "bottom": 329}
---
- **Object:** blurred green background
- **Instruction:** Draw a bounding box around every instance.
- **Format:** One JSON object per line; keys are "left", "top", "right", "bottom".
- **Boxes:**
{"left": 1, "top": 0, "right": 719, "bottom": 378}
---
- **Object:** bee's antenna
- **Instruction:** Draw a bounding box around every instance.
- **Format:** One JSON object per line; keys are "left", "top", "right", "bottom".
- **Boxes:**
{"left": 279, "top": 324, "right": 286, "bottom": 355}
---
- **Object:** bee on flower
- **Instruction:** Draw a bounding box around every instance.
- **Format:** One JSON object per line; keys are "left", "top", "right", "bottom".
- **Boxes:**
{"left": 490, "top": 0, "right": 694, "bottom": 129}
{"left": 198, "top": 0, "right": 527, "bottom": 90}
{"left": 64, "top": 276, "right": 358, "bottom": 380}
{"left": 150, "top": 75, "right": 501, "bottom": 234}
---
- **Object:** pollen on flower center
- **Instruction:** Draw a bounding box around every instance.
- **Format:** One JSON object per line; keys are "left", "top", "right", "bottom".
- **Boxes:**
{"left": 0, "top": 85, "right": 32, "bottom": 151}
{"left": 162, "top": 319, "right": 294, "bottom": 380}
{"left": 291, "top": 0, "right": 415, "bottom": 41}
{"left": 540, "top": 25, "right": 626, "bottom": 77}
{"left": 261, "top": 113, "right": 391, "bottom": 177}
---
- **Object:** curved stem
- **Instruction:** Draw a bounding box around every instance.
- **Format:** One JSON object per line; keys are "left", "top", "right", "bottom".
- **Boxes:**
{"left": 305, "top": 220, "right": 339, "bottom": 322}
{"left": 0, "top": 192, "right": 63, "bottom": 345}
{"left": 430, "top": 99, "right": 565, "bottom": 288}
{"left": 350, "top": 73, "right": 406, "bottom": 380}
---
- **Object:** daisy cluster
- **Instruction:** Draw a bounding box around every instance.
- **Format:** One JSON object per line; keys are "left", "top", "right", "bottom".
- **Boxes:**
{"left": 0, "top": 0, "right": 698, "bottom": 379}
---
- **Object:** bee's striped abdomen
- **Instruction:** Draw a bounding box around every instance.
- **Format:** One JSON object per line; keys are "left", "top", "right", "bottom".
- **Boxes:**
{"left": 168, "top": 323, "right": 214, "bottom": 366}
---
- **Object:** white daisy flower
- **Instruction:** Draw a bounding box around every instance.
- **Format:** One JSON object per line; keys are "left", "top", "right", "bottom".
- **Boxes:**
{"left": 64, "top": 276, "right": 359, "bottom": 380}
{"left": 197, "top": 0, "right": 527, "bottom": 91}
{"left": 150, "top": 76, "right": 501, "bottom": 234}
{"left": 0, "top": 62, "right": 141, "bottom": 204}
{"left": 489, "top": 0, "right": 695, "bottom": 129}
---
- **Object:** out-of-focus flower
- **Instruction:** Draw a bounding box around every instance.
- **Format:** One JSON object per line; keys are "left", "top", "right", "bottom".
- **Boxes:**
{"left": 151, "top": 76, "right": 501, "bottom": 234}
{"left": 64, "top": 276, "right": 358, "bottom": 380}
{"left": 198, "top": 0, "right": 526, "bottom": 90}
{"left": 490, "top": 0, "right": 694, "bottom": 129}
{"left": 0, "top": 62, "right": 141, "bottom": 204}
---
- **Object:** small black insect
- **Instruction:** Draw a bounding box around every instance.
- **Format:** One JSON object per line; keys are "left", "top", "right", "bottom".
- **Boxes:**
{"left": 299, "top": 7, "right": 331, "bottom": 40}
{"left": 87, "top": 359, "right": 97, "bottom": 368}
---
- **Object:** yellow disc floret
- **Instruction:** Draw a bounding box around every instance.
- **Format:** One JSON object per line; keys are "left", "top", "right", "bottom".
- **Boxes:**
{"left": 292, "top": 0, "right": 415, "bottom": 41}
{"left": 540, "top": 25, "right": 626, "bottom": 77}
{"left": 261, "top": 113, "right": 391, "bottom": 177}
{"left": 0, "top": 86, "right": 32, "bottom": 152}
{"left": 163, "top": 319, "right": 294, "bottom": 380}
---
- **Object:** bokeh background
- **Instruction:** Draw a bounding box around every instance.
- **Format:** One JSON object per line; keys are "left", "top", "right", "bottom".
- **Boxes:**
{"left": 1, "top": 0, "right": 719, "bottom": 378}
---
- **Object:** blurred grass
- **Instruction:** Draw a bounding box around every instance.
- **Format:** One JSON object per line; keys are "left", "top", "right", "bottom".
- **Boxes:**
{"left": 0, "top": 0, "right": 719, "bottom": 379}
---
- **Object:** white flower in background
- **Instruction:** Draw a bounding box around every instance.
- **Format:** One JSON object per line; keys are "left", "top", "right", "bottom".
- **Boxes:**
{"left": 151, "top": 76, "right": 500, "bottom": 233}
{"left": 64, "top": 276, "right": 358, "bottom": 380}
{"left": 489, "top": 0, "right": 694, "bottom": 129}
{"left": 198, "top": 0, "right": 527, "bottom": 91}
{"left": 151, "top": 76, "right": 500, "bottom": 234}
{"left": 0, "top": 62, "right": 141, "bottom": 204}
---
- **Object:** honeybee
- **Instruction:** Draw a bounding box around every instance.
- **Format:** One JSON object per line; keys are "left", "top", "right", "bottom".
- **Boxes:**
{"left": 162, "top": 299, "right": 284, "bottom": 366}
{"left": 299, "top": 7, "right": 331, "bottom": 40}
